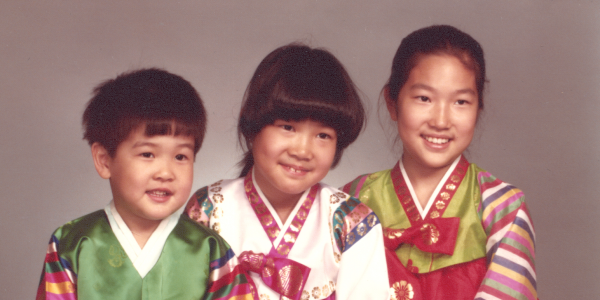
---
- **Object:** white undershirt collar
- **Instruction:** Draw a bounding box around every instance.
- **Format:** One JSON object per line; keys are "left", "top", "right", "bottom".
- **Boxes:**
{"left": 399, "top": 156, "right": 461, "bottom": 219}
{"left": 104, "top": 200, "right": 184, "bottom": 278}
{"left": 252, "top": 168, "right": 310, "bottom": 246}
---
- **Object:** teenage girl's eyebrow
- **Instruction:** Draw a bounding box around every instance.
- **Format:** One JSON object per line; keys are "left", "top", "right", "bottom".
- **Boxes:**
{"left": 132, "top": 141, "right": 195, "bottom": 150}
{"left": 410, "top": 83, "right": 476, "bottom": 95}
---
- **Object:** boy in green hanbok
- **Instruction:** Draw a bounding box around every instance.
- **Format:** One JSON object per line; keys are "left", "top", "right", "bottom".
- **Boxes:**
{"left": 36, "top": 68, "right": 256, "bottom": 300}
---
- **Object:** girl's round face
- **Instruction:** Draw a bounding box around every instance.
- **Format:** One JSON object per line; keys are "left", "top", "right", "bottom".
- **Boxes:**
{"left": 387, "top": 54, "right": 479, "bottom": 173}
{"left": 252, "top": 119, "right": 337, "bottom": 203}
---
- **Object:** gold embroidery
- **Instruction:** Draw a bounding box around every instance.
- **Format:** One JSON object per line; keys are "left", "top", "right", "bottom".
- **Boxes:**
{"left": 108, "top": 245, "right": 126, "bottom": 267}
{"left": 430, "top": 211, "right": 440, "bottom": 219}
{"left": 420, "top": 223, "right": 440, "bottom": 245}
{"left": 346, "top": 232, "right": 355, "bottom": 245}
{"left": 330, "top": 194, "right": 341, "bottom": 204}
{"left": 329, "top": 280, "right": 335, "bottom": 291}
{"left": 259, "top": 294, "right": 270, "bottom": 300}
{"left": 334, "top": 252, "right": 341, "bottom": 263}
{"left": 440, "top": 192, "right": 450, "bottom": 200}
{"left": 390, "top": 280, "right": 414, "bottom": 300}
{"left": 277, "top": 244, "right": 290, "bottom": 255}
{"left": 268, "top": 227, "right": 280, "bottom": 238}
{"left": 213, "top": 193, "right": 224, "bottom": 203}
{"left": 301, "top": 290, "right": 310, "bottom": 300}
{"left": 298, "top": 209, "right": 307, "bottom": 220}
{"left": 284, "top": 232, "right": 297, "bottom": 243}
{"left": 256, "top": 203, "right": 267, "bottom": 214}
{"left": 360, "top": 194, "right": 369, "bottom": 202}
{"left": 210, "top": 186, "right": 222, "bottom": 193}
{"left": 351, "top": 212, "right": 360, "bottom": 224}
{"left": 211, "top": 180, "right": 223, "bottom": 187}
{"left": 322, "top": 284, "right": 330, "bottom": 296}
{"left": 261, "top": 215, "right": 273, "bottom": 226}
{"left": 244, "top": 180, "right": 252, "bottom": 192}
{"left": 263, "top": 257, "right": 275, "bottom": 277}
{"left": 402, "top": 196, "right": 412, "bottom": 204}
{"left": 278, "top": 265, "right": 304, "bottom": 296}
{"left": 386, "top": 228, "right": 404, "bottom": 239}
{"left": 290, "top": 219, "right": 303, "bottom": 232}
{"left": 303, "top": 198, "right": 312, "bottom": 209}
{"left": 358, "top": 204, "right": 369, "bottom": 214}
{"left": 367, "top": 214, "right": 377, "bottom": 227}
{"left": 212, "top": 207, "right": 223, "bottom": 218}
{"left": 435, "top": 200, "right": 445, "bottom": 210}
{"left": 249, "top": 193, "right": 260, "bottom": 204}
{"left": 450, "top": 175, "right": 460, "bottom": 183}
{"left": 312, "top": 286, "right": 321, "bottom": 298}
{"left": 212, "top": 222, "right": 221, "bottom": 233}
{"left": 357, "top": 223, "right": 366, "bottom": 236}
{"left": 368, "top": 173, "right": 379, "bottom": 180}
{"left": 445, "top": 183, "right": 456, "bottom": 191}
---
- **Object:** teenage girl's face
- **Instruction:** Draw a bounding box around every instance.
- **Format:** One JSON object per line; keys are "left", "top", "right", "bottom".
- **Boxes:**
{"left": 387, "top": 54, "right": 479, "bottom": 173}
{"left": 252, "top": 119, "right": 337, "bottom": 203}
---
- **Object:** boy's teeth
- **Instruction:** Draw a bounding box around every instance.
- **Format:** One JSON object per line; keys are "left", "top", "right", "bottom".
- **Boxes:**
{"left": 149, "top": 191, "right": 168, "bottom": 196}
{"left": 425, "top": 136, "right": 449, "bottom": 144}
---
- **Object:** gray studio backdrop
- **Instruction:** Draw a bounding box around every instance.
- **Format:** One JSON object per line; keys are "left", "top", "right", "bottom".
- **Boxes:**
{"left": 1, "top": 1, "right": 598, "bottom": 299}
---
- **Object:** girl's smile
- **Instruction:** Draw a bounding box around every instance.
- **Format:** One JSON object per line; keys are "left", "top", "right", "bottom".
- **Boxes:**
{"left": 387, "top": 54, "right": 479, "bottom": 175}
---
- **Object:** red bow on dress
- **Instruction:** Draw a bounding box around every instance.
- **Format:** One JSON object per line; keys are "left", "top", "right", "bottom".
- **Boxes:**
{"left": 384, "top": 217, "right": 460, "bottom": 300}
{"left": 238, "top": 251, "right": 311, "bottom": 300}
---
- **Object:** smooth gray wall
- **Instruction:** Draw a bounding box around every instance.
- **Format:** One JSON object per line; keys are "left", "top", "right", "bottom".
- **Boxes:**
{"left": 1, "top": 1, "right": 598, "bottom": 299}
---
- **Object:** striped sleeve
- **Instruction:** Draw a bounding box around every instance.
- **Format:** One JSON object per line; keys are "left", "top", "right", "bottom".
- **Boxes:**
{"left": 185, "top": 186, "right": 213, "bottom": 227}
{"left": 475, "top": 172, "right": 537, "bottom": 300}
{"left": 204, "top": 247, "right": 257, "bottom": 300}
{"left": 340, "top": 174, "right": 370, "bottom": 199}
{"left": 36, "top": 235, "right": 77, "bottom": 300}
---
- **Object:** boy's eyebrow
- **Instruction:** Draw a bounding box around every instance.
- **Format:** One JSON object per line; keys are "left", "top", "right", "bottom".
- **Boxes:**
{"left": 132, "top": 141, "right": 195, "bottom": 150}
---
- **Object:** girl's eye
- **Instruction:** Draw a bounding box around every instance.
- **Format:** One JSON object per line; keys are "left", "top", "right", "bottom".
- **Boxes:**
{"left": 456, "top": 99, "right": 468, "bottom": 105}
{"left": 175, "top": 154, "right": 188, "bottom": 161}
{"left": 141, "top": 152, "right": 154, "bottom": 158}
{"left": 417, "top": 96, "right": 430, "bottom": 102}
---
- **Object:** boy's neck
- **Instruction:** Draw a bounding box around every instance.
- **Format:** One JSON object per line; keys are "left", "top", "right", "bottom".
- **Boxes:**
{"left": 114, "top": 202, "right": 161, "bottom": 249}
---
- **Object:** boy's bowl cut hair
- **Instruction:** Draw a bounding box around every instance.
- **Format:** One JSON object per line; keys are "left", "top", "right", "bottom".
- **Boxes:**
{"left": 83, "top": 68, "right": 207, "bottom": 157}
{"left": 386, "top": 25, "right": 487, "bottom": 110}
{"left": 238, "top": 43, "right": 365, "bottom": 177}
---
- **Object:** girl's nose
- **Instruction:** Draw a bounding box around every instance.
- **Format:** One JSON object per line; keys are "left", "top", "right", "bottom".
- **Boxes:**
{"left": 429, "top": 102, "right": 450, "bottom": 129}
{"left": 289, "top": 135, "right": 312, "bottom": 160}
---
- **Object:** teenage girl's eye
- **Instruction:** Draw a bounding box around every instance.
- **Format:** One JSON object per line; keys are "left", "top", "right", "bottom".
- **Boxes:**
{"left": 141, "top": 152, "right": 154, "bottom": 158}
{"left": 455, "top": 99, "right": 468, "bottom": 105}
{"left": 417, "top": 96, "right": 430, "bottom": 102}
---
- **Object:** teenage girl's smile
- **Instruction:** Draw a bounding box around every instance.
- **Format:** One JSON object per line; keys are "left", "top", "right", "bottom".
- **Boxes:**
{"left": 387, "top": 54, "right": 479, "bottom": 174}
{"left": 252, "top": 119, "right": 337, "bottom": 205}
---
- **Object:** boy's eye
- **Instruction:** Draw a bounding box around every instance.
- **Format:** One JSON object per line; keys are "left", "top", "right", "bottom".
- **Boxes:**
{"left": 317, "top": 133, "right": 331, "bottom": 139}
{"left": 175, "top": 154, "right": 188, "bottom": 161}
{"left": 141, "top": 152, "right": 154, "bottom": 158}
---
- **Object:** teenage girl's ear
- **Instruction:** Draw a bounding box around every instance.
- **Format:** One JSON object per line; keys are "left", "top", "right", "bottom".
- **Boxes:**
{"left": 91, "top": 142, "right": 112, "bottom": 179}
{"left": 384, "top": 85, "right": 399, "bottom": 122}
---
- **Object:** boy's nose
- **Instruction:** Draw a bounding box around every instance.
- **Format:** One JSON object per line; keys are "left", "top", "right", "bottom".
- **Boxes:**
{"left": 154, "top": 162, "right": 175, "bottom": 182}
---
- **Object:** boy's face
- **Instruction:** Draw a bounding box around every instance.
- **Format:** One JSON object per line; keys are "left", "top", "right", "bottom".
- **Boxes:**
{"left": 97, "top": 125, "right": 195, "bottom": 230}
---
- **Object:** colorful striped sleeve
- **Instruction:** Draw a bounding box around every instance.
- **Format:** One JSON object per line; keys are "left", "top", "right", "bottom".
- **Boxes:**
{"left": 36, "top": 235, "right": 77, "bottom": 300}
{"left": 185, "top": 186, "right": 213, "bottom": 227}
{"left": 475, "top": 172, "right": 537, "bottom": 300}
{"left": 204, "top": 247, "right": 257, "bottom": 300}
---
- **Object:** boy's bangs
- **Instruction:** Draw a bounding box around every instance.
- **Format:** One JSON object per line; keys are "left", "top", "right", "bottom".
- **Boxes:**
{"left": 144, "top": 120, "right": 198, "bottom": 138}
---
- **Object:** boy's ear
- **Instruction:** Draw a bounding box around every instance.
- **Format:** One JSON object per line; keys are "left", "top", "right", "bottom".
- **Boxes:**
{"left": 384, "top": 85, "right": 399, "bottom": 122}
{"left": 91, "top": 143, "right": 112, "bottom": 179}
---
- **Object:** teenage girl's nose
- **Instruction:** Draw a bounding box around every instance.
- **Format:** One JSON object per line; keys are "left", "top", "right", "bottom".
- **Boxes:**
{"left": 429, "top": 102, "right": 450, "bottom": 129}
{"left": 154, "top": 159, "right": 175, "bottom": 182}
{"left": 289, "top": 133, "right": 312, "bottom": 160}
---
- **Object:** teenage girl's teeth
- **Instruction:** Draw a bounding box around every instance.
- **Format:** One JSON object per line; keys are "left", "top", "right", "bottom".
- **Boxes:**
{"left": 425, "top": 136, "right": 449, "bottom": 144}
